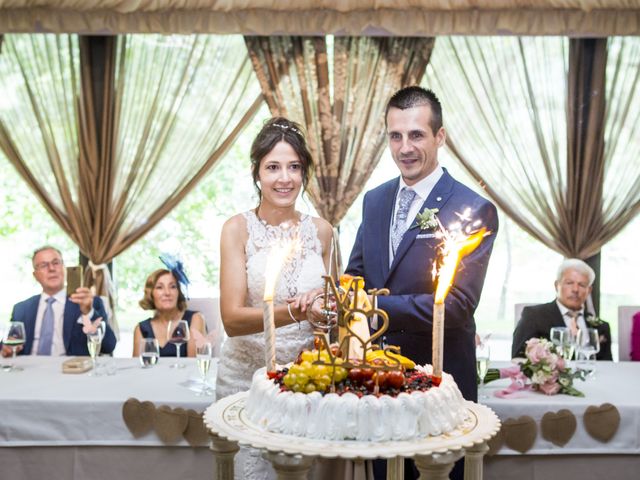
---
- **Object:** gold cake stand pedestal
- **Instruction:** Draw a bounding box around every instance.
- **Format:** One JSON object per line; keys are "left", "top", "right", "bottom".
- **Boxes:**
{"left": 204, "top": 392, "right": 500, "bottom": 480}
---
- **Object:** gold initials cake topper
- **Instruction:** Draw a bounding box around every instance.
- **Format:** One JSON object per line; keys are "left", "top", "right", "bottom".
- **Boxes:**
{"left": 307, "top": 275, "right": 410, "bottom": 393}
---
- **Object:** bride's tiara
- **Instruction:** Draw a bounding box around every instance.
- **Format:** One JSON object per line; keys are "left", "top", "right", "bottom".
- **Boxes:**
{"left": 273, "top": 122, "right": 302, "bottom": 136}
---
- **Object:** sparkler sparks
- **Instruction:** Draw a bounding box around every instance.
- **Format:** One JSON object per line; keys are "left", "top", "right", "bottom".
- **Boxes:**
{"left": 431, "top": 208, "right": 491, "bottom": 381}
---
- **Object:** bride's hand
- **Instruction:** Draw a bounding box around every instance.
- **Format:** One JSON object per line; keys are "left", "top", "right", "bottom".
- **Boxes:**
{"left": 285, "top": 299, "right": 305, "bottom": 323}
{"left": 288, "top": 287, "right": 324, "bottom": 314}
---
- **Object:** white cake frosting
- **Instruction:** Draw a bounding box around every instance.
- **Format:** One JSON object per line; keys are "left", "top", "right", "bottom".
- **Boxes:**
{"left": 245, "top": 364, "right": 469, "bottom": 442}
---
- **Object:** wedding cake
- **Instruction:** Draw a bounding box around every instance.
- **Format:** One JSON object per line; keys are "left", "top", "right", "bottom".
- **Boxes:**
{"left": 244, "top": 351, "right": 469, "bottom": 442}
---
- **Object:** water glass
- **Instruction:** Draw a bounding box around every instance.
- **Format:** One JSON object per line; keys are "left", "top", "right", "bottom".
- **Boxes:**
{"left": 139, "top": 338, "right": 160, "bottom": 368}
{"left": 103, "top": 356, "right": 117, "bottom": 376}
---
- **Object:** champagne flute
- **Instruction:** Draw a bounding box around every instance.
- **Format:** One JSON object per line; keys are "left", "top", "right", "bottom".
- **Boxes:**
{"left": 195, "top": 342, "right": 213, "bottom": 396}
{"left": 168, "top": 320, "right": 190, "bottom": 369}
{"left": 3, "top": 321, "right": 26, "bottom": 372}
{"left": 475, "top": 341, "right": 490, "bottom": 400}
{"left": 576, "top": 328, "right": 600, "bottom": 379}
{"left": 562, "top": 328, "right": 577, "bottom": 362}
{"left": 139, "top": 338, "right": 160, "bottom": 368}
{"left": 550, "top": 327, "right": 567, "bottom": 353}
{"left": 86, "top": 323, "right": 104, "bottom": 376}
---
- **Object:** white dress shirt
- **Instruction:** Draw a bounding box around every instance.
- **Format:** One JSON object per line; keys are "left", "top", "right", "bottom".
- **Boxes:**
{"left": 556, "top": 300, "right": 588, "bottom": 333}
{"left": 32, "top": 290, "right": 67, "bottom": 356}
{"left": 389, "top": 165, "right": 444, "bottom": 266}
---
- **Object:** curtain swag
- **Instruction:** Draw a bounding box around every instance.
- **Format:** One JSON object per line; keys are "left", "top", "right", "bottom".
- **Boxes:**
{"left": 245, "top": 35, "right": 434, "bottom": 227}
{"left": 0, "top": 33, "right": 262, "bottom": 333}
{"left": 429, "top": 36, "right": 640, "bottom": 261}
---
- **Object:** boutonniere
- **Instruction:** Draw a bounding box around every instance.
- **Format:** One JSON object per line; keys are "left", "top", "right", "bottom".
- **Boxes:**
{"left": 412, "top": 208, "right": 440, "bottom": 231}
{"left": 586, "top": 315, "right": 605, "bottom": 327}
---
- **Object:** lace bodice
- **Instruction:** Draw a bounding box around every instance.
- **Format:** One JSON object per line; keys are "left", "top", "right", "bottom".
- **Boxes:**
{"left": 216, "top": 210, "right": 325, "bottom": 401}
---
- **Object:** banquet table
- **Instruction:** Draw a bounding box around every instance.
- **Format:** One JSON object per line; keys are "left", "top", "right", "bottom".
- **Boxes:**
{"left": 482, "top": 361, "right": 640, "bottom": 480}
{"left": 0, "top": 355, "right": 216, "bottom": 480}
{"left": 2, "top": 356, "right": 639, "bottom": 480}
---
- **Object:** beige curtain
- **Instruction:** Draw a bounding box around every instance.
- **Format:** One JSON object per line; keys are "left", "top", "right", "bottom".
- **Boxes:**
{"left": 245, "top": 36, "right": 434, "bottom": 226}
{"left": 1, "top": 1, "right": 638, "bottom": 36}
{"left": 426, "top": 36, "right": 640, "bottom": 260}
{"left": 0, "top": 34, "right": 262, "bottom": 331}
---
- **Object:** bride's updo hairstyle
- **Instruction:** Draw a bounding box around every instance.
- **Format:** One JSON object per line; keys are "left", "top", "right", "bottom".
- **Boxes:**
{"left": 250, "top": 117, "right": 314, "bottom": 199}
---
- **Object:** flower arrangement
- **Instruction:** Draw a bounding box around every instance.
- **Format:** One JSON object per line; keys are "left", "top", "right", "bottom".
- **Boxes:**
{"left": 413, "top": 207, "right": 440, "bottom": 230}
{"left": 484, "top": 337, "right": 584, "bottom": 397}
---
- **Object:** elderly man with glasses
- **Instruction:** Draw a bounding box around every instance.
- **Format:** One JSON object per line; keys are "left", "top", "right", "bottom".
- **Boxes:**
{"left": 2, "top": 245, "right": 116, "bottom": 357}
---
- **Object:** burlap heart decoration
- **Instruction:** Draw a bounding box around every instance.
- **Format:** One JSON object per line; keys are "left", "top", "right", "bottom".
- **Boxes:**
{"left": 183, "top": 409, "right": 210, "bottom": 446}
{"left": 583, "top": 403, "right": 620, "bottom": 442}
{"left": 503, "top": 416, "right": 537, "bottom": 453}
{"left": 486, "top": 425, "right": 504, "bottom": 456}
{"left": 122, "top": 398, "right": 156, "bottom": 437}
{"left": 541, "top": 409, "right": 576, "bottom": 447}
{"left": 154, "top": 405, "right": 189, "bottom": 443}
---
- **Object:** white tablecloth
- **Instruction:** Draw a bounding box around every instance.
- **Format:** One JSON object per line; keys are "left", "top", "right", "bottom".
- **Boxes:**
{"left": 482, "top": 361, "right": 640, "bottom": 455}
{"left": 0, "top": 355, "right": 216, "bottom": 447}
{"left": 2, "top": 356, "right": 639, "bottom": 480}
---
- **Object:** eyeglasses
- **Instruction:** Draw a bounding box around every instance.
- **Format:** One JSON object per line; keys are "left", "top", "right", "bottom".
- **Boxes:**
{"left": 34, "top": 258, "right": 63, "bottom": 271}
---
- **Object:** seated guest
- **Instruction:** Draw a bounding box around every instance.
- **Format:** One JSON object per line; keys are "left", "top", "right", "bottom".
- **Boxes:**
{"left": 512, "top": 258, "right": 612, "bottom": 360}
{"left": 2, "top": 245, "right": 116, "bottom": 357}
{"left": 132, "top": 269, "right": 205, "bottom": 357}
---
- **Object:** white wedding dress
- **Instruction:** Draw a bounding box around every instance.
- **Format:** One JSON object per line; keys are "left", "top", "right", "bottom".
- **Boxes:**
{"left": 216, "top": 210, "right": 325, "bottom": 480}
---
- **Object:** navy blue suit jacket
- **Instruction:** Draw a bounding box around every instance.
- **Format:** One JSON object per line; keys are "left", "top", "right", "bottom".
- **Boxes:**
{"left": 346, "top": 169, "right": 498, "bottom": 401}
{"left": 10, "top": 294, "right": 117, "bottom": 356}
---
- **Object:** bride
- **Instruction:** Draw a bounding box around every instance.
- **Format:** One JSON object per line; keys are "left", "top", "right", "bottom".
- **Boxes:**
{"left": 216, "top": 117, "right": 333, "bottom": 479}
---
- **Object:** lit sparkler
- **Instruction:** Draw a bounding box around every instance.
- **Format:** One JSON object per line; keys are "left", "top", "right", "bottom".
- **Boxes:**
{"left": 432, "top": 208, "right": 490, "bottom": 383}
{"left": 263, "top": 230, "right": 298, "bottom": 372}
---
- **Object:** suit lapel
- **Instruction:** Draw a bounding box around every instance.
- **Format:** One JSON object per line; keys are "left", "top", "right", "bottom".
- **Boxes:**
{"left": 378, "top": 180, "right": 398, "bottom": 282}
{"left": 386, "top": 170, "right": 455, "bottom": 282}
{"left": 550, "top": 302, "right": 566, "bottom": 327}
{"left": 23, "top": 296, "right": 40, "bottom": 354}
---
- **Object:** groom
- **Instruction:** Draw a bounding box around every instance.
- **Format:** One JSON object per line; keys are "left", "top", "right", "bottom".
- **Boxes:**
{"left": 346, "top": 86, "right": 498, "bottom": 479}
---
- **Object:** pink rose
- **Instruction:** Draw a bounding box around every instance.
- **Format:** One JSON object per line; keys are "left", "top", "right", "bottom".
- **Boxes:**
{"left": 539, "top": 381, "right": 561, "bottom": 395}
{"left": 526, "top": 338, "right": 540, "bottom": 349}
{"left": 556, "top": 357, "right": 566, "bottom": 370}
{"left": 526, "top": 342, "right": 549, "bottom": 363}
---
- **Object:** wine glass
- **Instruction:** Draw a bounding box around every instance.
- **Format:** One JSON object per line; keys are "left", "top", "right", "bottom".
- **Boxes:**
{"left": 139, "top": 338, "right": 160, "bottom": 368}
{"left": 475, "top": 341, "right": 491, "bottom": 400}
{"left": 576, "top": 328, "right": 600, "bottom": 379}
{"left": 86, "top": 323, "right": 105, "bottom": 376}
{"left": 195, "top": 342, "right": 213, "bottom": 396}
{"left": 3, "top": 321, "right": 26, "bottom": 372}
{"left": 168, "top": 320, "right": 190, "bottom": 369}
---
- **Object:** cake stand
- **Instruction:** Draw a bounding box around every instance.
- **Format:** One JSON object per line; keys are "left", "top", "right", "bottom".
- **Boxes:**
{"left": 204, "top": 392, "right": 500, "bottom": 480}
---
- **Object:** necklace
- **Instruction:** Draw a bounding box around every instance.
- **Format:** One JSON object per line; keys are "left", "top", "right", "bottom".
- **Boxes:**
{"left": 254, "top": 207, "right": 301, "bottom": 228}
